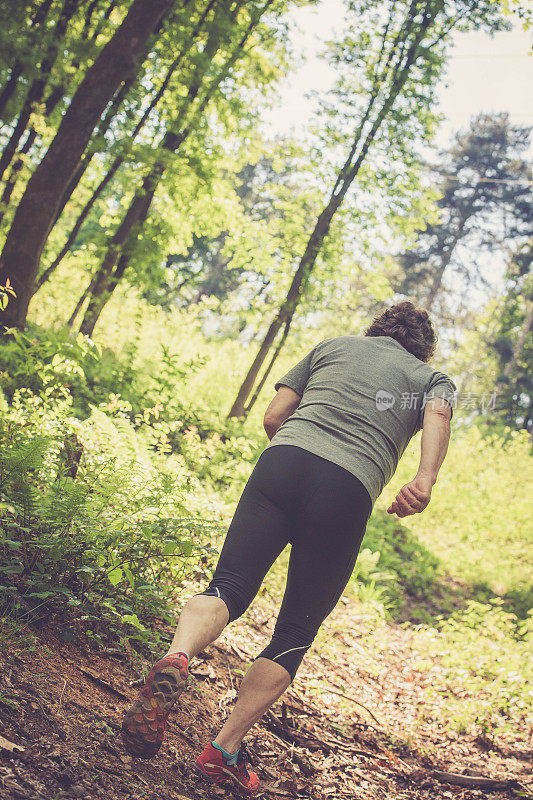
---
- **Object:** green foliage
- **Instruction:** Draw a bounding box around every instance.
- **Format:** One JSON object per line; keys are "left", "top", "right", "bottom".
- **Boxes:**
{"left": 0, "top": 324, "right": 263, "bottom": 491}
{"left": 415, "top": 601, "right": 532, "bottom": 737}
{"left": 0, "top": 325, "right": 100, "bottom": 408}
{"left": 395, "top": 113, "right": 532, "bottom": 318}
{"left": 488, "top": 241, "right": 532, "bottom": 433}
{"left": 357, "top": 512, "right": 455, "bottom": 622}
{"left": 381, "top": 425, "right": 533, "bottom": 616}
{"left": 0, "top": 368, "right": 223, "bottom": 654}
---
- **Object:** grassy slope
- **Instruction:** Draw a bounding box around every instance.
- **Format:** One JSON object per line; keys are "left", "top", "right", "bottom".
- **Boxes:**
{"left": 33, "top": 272, "right": 532, "bottom": 616}
{"left": 381, "top": 427, "right": 532, "bottom": 614}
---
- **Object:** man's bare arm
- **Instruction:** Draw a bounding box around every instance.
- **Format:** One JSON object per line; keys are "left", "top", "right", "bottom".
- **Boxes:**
{"left": 387, "top": 398, "right": 452, "bottom": 518}
{"left": 263, "top": 386, "right": 302, "bottom": 440}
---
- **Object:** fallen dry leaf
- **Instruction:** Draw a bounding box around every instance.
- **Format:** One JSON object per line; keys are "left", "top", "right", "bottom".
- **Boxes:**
{"left": 0, "top": 735, "right": 24, "bottom": 754}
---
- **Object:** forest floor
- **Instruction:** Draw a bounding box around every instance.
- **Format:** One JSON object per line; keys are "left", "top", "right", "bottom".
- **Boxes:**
{"left": 0, "top": 590, "right": 531, "bottom": 800}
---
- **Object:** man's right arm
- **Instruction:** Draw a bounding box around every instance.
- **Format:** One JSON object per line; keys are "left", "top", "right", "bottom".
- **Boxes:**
{"left": 263, "top": 386, "right": 302, "bottom": 440}
{"left": 387, "top": 398, "right": 451, "bottom": 518}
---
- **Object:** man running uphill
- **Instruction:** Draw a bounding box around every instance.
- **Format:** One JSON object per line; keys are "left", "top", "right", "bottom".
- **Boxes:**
{"left": 121, "top": 301, "right": 455, "bottom": 796}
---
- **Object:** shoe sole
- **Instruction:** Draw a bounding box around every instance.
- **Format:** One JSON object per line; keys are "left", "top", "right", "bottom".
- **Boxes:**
{"left": 121, "top": 664, "right": 187, "bottom": 758}
{"left": 193, "top": 762, "right": 259, "bottom": 797}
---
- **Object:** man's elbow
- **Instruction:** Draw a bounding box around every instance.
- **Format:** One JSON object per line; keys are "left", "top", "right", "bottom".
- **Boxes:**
{"left": 263, "top": 411, "right": 281, "bottom": 439}
{"left": 424, "top": 401, "right": 452, "bottom": 427}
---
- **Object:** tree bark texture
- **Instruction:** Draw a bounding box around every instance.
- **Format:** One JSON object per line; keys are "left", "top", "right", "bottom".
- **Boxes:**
{"left": 0, "top": 0, "right": 177, "bottom": 328}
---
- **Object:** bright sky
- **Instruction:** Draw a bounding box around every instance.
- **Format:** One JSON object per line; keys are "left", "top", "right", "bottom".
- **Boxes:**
{"left": 263, "top": 1, "right": 533, "bottom": 154}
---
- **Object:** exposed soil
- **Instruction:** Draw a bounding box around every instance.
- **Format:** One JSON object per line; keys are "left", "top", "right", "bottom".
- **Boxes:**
{"left": 0, "top": 594, "right": 530, "bottom": 800}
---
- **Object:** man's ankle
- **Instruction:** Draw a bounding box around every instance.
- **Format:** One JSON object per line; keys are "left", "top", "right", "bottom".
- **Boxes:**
{"left": 213, "top": 737, "right": 241, "bottom": 757}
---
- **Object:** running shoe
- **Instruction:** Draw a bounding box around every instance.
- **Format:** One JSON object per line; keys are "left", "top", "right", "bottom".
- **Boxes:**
{"left": 194, "top": 741, "right": 260, "bottom": 796}
{"left": 121, "top": 652, "right": 188, "bottom": 758}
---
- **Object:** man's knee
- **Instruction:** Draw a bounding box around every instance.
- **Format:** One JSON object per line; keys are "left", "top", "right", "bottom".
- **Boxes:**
{"left": 195, "top": 584, "right": 246, "bottom": 624}
{"left": 256, "top": 622, "right": 318, "bottom": 681}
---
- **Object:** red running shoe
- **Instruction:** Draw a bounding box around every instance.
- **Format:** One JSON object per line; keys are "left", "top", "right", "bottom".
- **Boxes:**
{"left": 121, "top": 652, "right": 188, "bottom": 758}
{"left": 194, "top": 741, "right": 260, "bottom": 796}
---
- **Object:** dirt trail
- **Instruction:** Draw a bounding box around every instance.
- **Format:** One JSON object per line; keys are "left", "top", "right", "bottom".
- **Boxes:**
{"left": 0, "top": 595, "right": 530, "bottom": 800}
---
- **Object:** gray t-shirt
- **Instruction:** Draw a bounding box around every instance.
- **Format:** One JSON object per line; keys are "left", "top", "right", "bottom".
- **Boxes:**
{"left": 267, "top": 335, "right": 456, "bottom": 505}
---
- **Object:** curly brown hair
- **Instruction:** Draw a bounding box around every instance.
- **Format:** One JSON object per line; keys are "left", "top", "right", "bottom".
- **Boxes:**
{"left": 364, "top": 301, "right": 437, "bottom": 362}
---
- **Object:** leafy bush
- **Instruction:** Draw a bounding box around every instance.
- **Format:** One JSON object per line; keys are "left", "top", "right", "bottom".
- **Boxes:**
{"left": 352, "top": 512, "right": 463, "bottom": 622}
{"left": 415, "top": 600, "right": 532, "bottom": 737}
{"left": 0, "top": 326, "right": 263, "bottom": 493}
{"left": 376, "top": 425, "right": 532, "bottom": 618}
{"left": 0, "top": 382, "right": 220, "bottom": 654}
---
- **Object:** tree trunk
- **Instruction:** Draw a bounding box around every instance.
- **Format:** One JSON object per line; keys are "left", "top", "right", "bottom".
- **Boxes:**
{"left": 0, "top": 0, "right": 115, "bottom": 219}
{"left": 78, "top": 242, "right": 133, "bottom": 335}
{"left": 50, "top": 72, "right": 137, "bottom": 228}
{"left": 82, "top": 0, "right": 103, "bottom": 34}
{"left": 227, "top": 4, "right": 435, "bottom": 418}
{"left": 78, "top": 159, "right": 169, "bottom": 336}
{"left": 503, "top": 298, "right": 533, "bottom": 381}
{"left": 421, "top": 223, "right": 470, "bottom": 314}
{"left": 76, "top": 1, "right": 266, "bottom": 335}
{"left": 244, "top": 318, "right": 291, "bottom": 416}
{"left": 67, "top": 276, "right": 95, "bottom": 329}
{"left": 0, "top": 0, "right": 54, "bottom": 121}
{"left": 39, "top": 0, "right": 208, "bottom": 286}
{"left": 0, "top": 85, "right": 64, "bottom": 222}
{"left": 0, "top": 0, "right": 176, "bottom": 329}
{"left": 38, "top": 152, "right": 125, "bottom": 289}
{"left": 227, "top": 204, "right": 338, "bottom": 418}
{"left": 0, "top": 0, "right": 79, "bottom": 183}
{"left": 423, "top": 206, "right": 477, "bottom": 313}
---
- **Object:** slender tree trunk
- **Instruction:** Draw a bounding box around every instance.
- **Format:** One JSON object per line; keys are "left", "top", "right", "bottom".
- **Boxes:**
{"left": 227, "top": 205, "right": 337, "bottom": 418}
{"left": 67, "top": 277, "right": 95, "bottom": 329}
{"left": 227, "top": 3, "right": 436, "bottom": 417}
{"left": 0, "top": 0, "right": 112, "bottom": 218}
{"left": 244, "top": 318, "right": 291, "bottom": 416}
{"left": 0, "top": 86, "right": 64, "bottom": 221}
{"left": 38, "top": 152, "right": 124, "bottom": 289}
{"left": 78, "top": 241, "right": 134, "bottom": 335}
{"left": 78, "top": 159, "right": 170, "bottom": 336}
{"left": 0, "top": 0, "right": 54, "bottom": 121}
{"left": 82, "top": 0, "right": 102, "bottom": 33}
{"left": 51, "top": 73, "right": 136, "bottom": 227}
{"left": 0, "top": 0, "right": 79, "bottom": 183}
{"left": 38, "top": 0, "right": 209, "bottom": 286}
{"left": 423, "top": 206, "right": 477, "bottom": 313}
{"left": 0, "top": 0, "right": 128, "bottom": 223}
{"left": 0, "top": 64, "right": 25, "bottom": 124}
{"left": 503, "top": 298, "right": 533, "bottom": 381}
{"left": 0, "top": 0, "right": 177, "bottom": 329}
{"left": 77, "top": 0, "right": 265, "bottom": 335}
{"left": 423, "top": 241, "right": 459, "bottom": 313}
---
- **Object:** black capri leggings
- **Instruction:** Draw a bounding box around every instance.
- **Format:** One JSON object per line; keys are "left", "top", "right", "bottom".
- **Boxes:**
{"left": 199, "top": 445, "right": 372, "bottom": 680}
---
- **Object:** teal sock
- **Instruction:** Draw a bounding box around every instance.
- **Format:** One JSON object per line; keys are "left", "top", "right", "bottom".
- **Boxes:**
{"left": 212, "top": 740, "right": 239, "bottom": 765}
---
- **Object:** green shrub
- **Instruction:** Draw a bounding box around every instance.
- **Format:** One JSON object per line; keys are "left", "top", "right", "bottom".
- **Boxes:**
{"left": 415, "top": 600, "right": 532, "bottom": 737}
{"left": 0, "top": 325, "right": 263, "bottom": 493}
{"left": 0, "top": 384, "right": 220, "bottom": 653}
{"left": 353, "top": 512, "right": 463, "bottom": 622}
{"left": 380, "top": 426, "right": 532, "bottom": 612}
